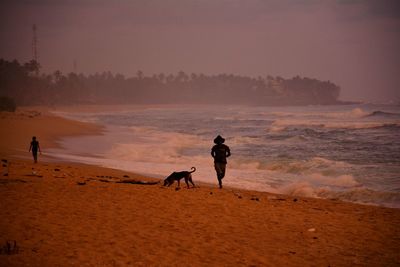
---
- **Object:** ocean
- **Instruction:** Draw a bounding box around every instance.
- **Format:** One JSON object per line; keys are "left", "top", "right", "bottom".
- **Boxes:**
{"left": 50, "top": 104, "right": 400, "bottom": 208}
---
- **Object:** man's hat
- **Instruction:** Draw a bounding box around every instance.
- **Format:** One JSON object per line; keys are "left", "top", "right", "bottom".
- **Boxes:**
{"left": 214, "top": 135, "right": 225, "bottom": 144}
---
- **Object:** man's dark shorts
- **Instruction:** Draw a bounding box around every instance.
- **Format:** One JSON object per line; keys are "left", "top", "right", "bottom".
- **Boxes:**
{"left": 214, "top": 162, "right": 226, "bottom": 179}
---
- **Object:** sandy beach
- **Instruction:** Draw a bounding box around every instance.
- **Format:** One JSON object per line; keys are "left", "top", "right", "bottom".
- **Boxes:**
{"left": 1, "top": 108, "right": 399, "bottom": 266}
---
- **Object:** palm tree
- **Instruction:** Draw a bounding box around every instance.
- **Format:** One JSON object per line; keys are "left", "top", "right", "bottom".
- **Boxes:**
{"left": 166, "top": 74, "right": 174, "bottom": 83}
{"left": 136, "top": 70, "right": 144, "bottom": 80}
{"left": 53, "top": 70, "right": 62, "bottom": 83}
{"left": 158, "top": 73, "right": 165, "bottom": 83}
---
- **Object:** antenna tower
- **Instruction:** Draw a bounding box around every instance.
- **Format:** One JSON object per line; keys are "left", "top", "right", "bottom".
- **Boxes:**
{"left": 73, "top": 59, "right": 77, "bottom": 73}
{"left": 32, "top": 24, "right": 38, "bottom": 62}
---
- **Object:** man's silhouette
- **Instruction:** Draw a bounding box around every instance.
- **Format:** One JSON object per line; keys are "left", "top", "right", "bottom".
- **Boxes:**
{"left": 29, "top": 136, "right": 41, "bottom": 163}
{"left": 211, "top": 135, "right": 231, "bottom": 189}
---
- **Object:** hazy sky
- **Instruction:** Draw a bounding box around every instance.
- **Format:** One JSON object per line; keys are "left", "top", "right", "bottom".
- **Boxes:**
{"left": 1, "top": 0, "right": 399, "bottom": 102}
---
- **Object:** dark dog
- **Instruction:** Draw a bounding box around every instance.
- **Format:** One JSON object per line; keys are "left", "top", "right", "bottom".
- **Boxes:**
{"left": 163, "top": 167, "right": 196, "bottom": 188}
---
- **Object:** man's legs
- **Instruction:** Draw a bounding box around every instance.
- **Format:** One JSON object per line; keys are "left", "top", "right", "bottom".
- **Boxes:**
{"left": 214, "top": 163, "right": 226, "bottom": 188}
{"left": 32, "top": 151, "right": 38, "bottom": 163}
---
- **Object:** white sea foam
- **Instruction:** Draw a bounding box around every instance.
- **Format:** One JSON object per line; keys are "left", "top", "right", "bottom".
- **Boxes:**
{"left": 323, "top": 108, "right": 369, "bottom": 119}
{"left": 309, "top": 173, "right": 360, "bottom": 187}
{"left": 51, "top": 111, "right": 102, "bottom": 123}
{"left": 277, "top": 174, "right": 360, "bottom": 198}
{"left": 268, "top": 108, "right": 367, "bottom": 121}
{"left": 264, "top": 157, "right": 352, "bottom": 174}
{"left": 317, "top": 188, "right": 400, "bottom": 208}
{"left": 230, "top": 136, "right": 263, "bottom": 146}
{"left": 269, "top": 119, "right": 319, "bottom": 128}
{"left": 322, "top": 121, "right": 400, "bottom": 129}
{"left": 350, "top": 108, "right": 369, "bottom": 117}
{"left": 230, "top": 160, "right": 262, "bottom": 170}
{"left": 269, "top": 118, "right": 400, "bottom": 131}
{"left": 106, "top": 127, "right": 210, "bottom": 164}
{"left": 266, "top": 107, "right": 400, "bottom": 131}
{"left": 269, "top": 124, "right": 287, "bottom": 133}
{"left": 279, "top": 181, "right": 319, "bottom": 197}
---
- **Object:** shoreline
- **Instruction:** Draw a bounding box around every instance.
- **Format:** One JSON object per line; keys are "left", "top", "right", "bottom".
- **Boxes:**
{"left": 0, "top": 107, "right": 103, "bottom": 158}
{"left": 35, "top": 150, "right": 400, "bottom": 210}
{"left": 1, "top": 107, "right": 400, "bottom": 266}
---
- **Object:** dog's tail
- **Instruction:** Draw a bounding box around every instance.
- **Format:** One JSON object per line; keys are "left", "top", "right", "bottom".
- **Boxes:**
{"left": 189, "top": 167, "right": 196, "bottom": 173}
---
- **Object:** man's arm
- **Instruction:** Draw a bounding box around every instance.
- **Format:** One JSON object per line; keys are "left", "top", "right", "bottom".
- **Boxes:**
{"left": 211, "top": 147, "right": 215, "bottom": 158}
{"left": 226, "top": 146, "right": 231, "bottom": 158}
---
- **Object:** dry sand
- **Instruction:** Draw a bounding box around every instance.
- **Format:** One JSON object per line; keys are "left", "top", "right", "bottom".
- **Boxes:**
{"left": 0, "top": 108, "right": 399, "bottom": 266}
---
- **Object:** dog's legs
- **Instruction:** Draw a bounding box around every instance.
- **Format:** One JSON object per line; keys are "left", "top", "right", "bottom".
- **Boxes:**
{"left": 189, "top": 177, "right": 196, "bottom": 188}
{"left": 186, "top": 174, "right": 195, "bottom": 188}
{"left": 184, "top": 177, "right": 190, "bottom": 188}
{"left": 177, "top": 179, "right": 180, "bottom": 188}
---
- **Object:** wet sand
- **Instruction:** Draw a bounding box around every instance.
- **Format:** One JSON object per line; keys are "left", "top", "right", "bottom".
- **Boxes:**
{"left": 0, "top": 108, "right": 399, "bottom": 266}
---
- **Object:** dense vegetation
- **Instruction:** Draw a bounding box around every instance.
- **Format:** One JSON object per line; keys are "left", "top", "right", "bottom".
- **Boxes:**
{"left": 0, "top": 96, "right": 16, "bottom": 112}
{"left": 0, "top": 59, "right": 341, "bottom": 106}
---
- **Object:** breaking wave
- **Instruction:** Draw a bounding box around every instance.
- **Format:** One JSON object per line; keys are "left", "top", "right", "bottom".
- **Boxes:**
{"left": 365, "top": 110, "right": 400, "bottom": 118}
{"left": 264, "top": 157, "right": 352, "bottom": 174}
{"left": 279, "top": 182, "right": 400, "bottom": 208}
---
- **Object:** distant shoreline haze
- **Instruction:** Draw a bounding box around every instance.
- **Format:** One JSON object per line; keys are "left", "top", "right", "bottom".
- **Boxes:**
{"left": 0, "top": 59, "right": 346, "bottom": 106}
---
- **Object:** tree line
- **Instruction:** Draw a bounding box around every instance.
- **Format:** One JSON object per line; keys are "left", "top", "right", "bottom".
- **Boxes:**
{"left": 0, "top": 59, "right": 341, "bottom": 107}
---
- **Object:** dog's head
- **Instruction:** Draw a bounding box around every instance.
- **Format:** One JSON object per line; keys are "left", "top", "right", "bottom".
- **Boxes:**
{"left": 163, "top": 175, "right": 174, "bottom": 186}
{"left": 163, "top": 178, "right": 169, "bottom": 186}
{"left": 163, "top": 172, "right": 176, "bottom": 186}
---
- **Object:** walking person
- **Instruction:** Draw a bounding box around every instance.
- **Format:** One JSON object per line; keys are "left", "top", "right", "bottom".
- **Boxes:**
{"left": 29, "top": 136, "right": 41, "bottom": 163}
{"left": 211, "top": 135, "right": 231, "bottom": 189}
